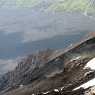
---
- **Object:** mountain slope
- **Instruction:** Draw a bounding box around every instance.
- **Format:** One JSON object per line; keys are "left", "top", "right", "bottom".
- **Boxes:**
{"left": 0, "top": 34, "right": 95, "bottom": 95}
{"left": 0, "top": 0, "right": 95, "bottom": 13}
{"left": 48, "top": 0, "right": 95, "bottom": 12}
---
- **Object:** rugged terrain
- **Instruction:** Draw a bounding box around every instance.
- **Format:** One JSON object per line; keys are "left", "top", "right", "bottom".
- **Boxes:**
{"left": 0, "top": 34, "right": 95, "bottom": 95}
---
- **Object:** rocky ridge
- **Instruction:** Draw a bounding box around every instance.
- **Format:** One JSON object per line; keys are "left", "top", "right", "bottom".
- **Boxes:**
{"left": 0, "top": 34, "right": 95, "bottom": 95}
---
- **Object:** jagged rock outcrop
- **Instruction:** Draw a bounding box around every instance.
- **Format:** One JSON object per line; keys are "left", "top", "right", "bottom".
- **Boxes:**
{"left": 0, "top": 49, "right": 55, "bottom": 93}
